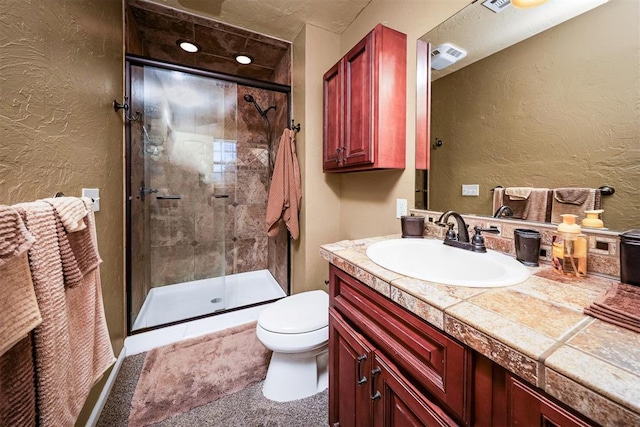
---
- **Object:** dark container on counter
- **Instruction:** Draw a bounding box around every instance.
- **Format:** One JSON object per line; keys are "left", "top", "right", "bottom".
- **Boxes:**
{"left": 620, "top": 229, "right": 640, "bottom": 286}
{"left": 401, "top": 215, "right": 425, "bottom": 238}
{"left": 514, "top": 228, "right": 541, "bottom": 267}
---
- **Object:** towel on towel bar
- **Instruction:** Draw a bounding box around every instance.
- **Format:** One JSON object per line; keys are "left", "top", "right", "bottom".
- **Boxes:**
{"left": 266, "top": 129, "right": 301, "bottom": 239}
{"left": 0, "top": 205, "right": 41, "bottom": 356}
{"left": 551, "top": 188, "right": 601, "bottom": 224}
{"left": 505, "top": 187, "right": 533, "bottom": 200}
{"left": 16, "top": 200, "right": 115, "bottom": 427}
{"left": 43, "top": 196, "right": 88, "bottom": 232}
{"left": 45, "top": 197, "right": 102, "bottom": 288}
{"left": 0, "top": 334, "right": 37, "bottom": 427}
{"left": 0, "top": 205, "right": 40, "bottom": 427}
{"left": 495, "top": 187, "right": 551, "bottom": 222}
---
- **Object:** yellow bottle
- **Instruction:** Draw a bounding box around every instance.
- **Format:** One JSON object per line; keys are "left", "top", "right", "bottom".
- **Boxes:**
{"left": 582, "top": 209, "right": 604, "bottom": 228}
{"left": 552, "top": 214, "right": 587, "bottom": 277}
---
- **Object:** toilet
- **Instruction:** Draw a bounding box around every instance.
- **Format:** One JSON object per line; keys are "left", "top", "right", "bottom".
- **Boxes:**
{"left": 256, "top": 290, "right": 329, "bottom": 402}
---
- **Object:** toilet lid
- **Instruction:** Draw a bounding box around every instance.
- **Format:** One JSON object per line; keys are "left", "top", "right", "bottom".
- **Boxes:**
{"left": 258, "top": 290, "right": 329, "bottom": 334}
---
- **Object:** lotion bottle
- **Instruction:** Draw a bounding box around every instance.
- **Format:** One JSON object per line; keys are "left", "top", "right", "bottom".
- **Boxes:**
{"left": 552, "top": 214, "right": 587, "bottom": 277}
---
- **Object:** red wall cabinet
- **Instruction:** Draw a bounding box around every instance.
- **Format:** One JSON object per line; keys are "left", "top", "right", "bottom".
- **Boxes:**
{"left": 323, "top": 24, "right": 407, "bottom": 173}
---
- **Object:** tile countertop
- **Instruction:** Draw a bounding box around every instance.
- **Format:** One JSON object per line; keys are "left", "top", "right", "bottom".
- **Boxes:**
{"left": 320, "top": 235, "right": 640, "bottom": 426}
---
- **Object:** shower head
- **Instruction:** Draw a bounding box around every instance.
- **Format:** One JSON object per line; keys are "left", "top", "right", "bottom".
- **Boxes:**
{"left": 243, "top": 93, "right": 270, "bottom": 117}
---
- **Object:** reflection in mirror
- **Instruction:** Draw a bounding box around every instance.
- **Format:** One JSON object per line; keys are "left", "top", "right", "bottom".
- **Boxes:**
{"left": 415, "top": 0, "right": 639, "bottom": 231}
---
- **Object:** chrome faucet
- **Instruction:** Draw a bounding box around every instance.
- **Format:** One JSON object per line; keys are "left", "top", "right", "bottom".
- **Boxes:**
{"left": 436, "top": 211, "right": 499, "bottom": 253}
{"left": 493, "top": 205, "right": 514, "bottom": 218}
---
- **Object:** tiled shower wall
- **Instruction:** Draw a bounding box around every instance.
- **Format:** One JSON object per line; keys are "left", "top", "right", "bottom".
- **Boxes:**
{"left": 131, "top": 69, "right": 289, "bottom": 299}
{"left": 229, "top": 86, "right": 288, "bottom": 287}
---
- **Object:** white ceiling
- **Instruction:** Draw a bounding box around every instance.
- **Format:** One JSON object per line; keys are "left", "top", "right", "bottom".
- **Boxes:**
{"left": 421, "top": 0, "right": 609, "bottom": 80}
{"left": 144, "top": 0, "right": 373, "bottom": 41}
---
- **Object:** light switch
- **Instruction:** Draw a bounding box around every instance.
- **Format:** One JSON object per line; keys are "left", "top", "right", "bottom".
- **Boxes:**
{"left": 462, "top": 184, "right": 479, "bottom": 196}
{"left": 82, "top": 188, "right": 100, "bottom": 212}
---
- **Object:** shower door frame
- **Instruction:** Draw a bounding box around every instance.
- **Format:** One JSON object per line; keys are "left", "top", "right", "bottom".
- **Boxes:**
{"left": 124, "top": 55, "right": 292, "bottom": 334}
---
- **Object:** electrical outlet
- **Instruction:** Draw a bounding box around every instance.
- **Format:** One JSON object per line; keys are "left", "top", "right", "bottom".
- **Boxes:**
{"left": 462, "top": 184, "right": 480, "bottom": 196}
{"left": 396, "top": 199, "right": 408, "bottom": 219}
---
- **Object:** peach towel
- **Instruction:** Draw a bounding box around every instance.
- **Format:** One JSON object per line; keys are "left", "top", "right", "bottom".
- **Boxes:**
{"left": 0, "top": 205, "right": 41, "bottom": 356}
{"left": 16, "top": 200, "right": 115, "bottom": 426}
{"left": 43, "top": 196, "right": 88, "bottom": 232}
{"left": 0, "top": 335, "right": 37, "bottom": 427}
{"left": 266, "top": 129, "right": 301, "bottom": 239}
{"left": 551, "top": 188, "right": 600, "bottom": 224}
{"left": 505, "top": 187, "right": 533, "bottom": 200}
{"left": 45, "top": 197, "right": 102, "bottom": 287}
{"left": 0, "top": 205, "right": 40, "bottom": 427}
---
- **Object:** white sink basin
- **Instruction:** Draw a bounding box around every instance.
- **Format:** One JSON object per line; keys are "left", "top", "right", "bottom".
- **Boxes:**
{"left": 366, "top": 239, "right": 530, "bottom": 288}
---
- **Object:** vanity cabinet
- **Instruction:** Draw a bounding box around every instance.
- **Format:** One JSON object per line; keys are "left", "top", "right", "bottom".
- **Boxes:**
{"left": 328, "top": 265, "right": 470, "bottom": 426}
{"left": 322, "top": 24, "right": 406, "bottom": 173}
{"left": 505, "top": 373, "right": 593, "bottom": 427}
{"left": 328, "top": 264, "right": 599, "bottom": 427}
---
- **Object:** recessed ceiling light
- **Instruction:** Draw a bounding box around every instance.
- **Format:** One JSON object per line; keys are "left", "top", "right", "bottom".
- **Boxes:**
{"left": 177, "top": 40, "right": 199, "bottom": 53}
{"left": 235, "top": 54, "right": 253, "bottom": 65}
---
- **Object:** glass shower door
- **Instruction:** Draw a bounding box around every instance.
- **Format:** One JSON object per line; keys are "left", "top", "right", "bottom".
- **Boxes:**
{"left": 128, "top": 63, "right": 236, "bottom": 331}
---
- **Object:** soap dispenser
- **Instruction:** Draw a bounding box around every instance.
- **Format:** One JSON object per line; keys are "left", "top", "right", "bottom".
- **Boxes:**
{"left": 552, "top": 214, "right": 587, "bottom": 277}
{"left": 582, "top": 209, "right": 604, "bottom": 228}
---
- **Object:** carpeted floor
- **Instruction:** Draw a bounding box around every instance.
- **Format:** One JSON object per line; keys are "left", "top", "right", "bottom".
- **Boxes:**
{"left": 97, "top": 349, "right": 328, "bottom": 427}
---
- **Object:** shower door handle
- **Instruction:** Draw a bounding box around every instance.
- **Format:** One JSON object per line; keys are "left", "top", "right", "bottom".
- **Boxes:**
{"left": 139, "top": 187, "right": 158, "bottom": 201}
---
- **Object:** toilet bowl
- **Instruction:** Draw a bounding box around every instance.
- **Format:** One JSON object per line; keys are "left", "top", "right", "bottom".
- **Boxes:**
{"left": 256, "top": 290, "right": 329, "bottom": 402}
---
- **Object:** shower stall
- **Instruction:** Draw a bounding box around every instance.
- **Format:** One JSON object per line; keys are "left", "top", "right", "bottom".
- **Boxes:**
{"left": 125, "top": 57, "right": 291, "bottom": 332}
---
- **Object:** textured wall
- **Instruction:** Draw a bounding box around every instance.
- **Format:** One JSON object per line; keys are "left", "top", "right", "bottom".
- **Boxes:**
{"left": 336, "top": 0, "right": 470, "bottom": 240}
{"left": 0, "top": 0, "right": 124, "bottom": 423}
{"left": 0, "top": 0, "right": 124, "bottom": 344}
{"left": 429, "top": 0, "right": 639, "bottom": 231}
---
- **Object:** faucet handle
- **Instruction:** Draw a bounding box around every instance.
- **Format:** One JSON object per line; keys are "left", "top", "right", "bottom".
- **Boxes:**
{"left": 474, "top": 225, "right": 500, "bottom": 235}
{"left": 471, "top": 226, "right": 500, "bottom": 253}
{"left": 445, "top": 223, "right": 457, "bottom": 240}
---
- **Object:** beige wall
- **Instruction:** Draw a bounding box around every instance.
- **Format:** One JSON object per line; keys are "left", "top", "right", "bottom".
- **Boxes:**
{"left": 337, "top": 0, "right": 470, "bottom": 240}
{"left": 429, "top": 0, "right": 639, "bottom": 231}
{"left": 291, "top": 24, "right": 342, "bottom": 293}
{"left": 0, "top": 0, "right": 125, "bottom": 423}
{"left": 290, "top": 1, "right": 470, "bottom": 291}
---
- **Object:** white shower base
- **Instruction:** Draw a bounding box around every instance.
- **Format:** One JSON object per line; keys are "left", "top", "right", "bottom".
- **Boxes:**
{"left": 132, "top": 269, "right": 286, "bottom": 330}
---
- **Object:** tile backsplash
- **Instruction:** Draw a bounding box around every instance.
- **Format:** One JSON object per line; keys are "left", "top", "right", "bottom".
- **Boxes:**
{"left": 411, "top": 209, "right": 621, "bottom": 278}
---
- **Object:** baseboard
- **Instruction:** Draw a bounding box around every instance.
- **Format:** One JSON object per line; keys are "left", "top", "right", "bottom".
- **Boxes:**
{"left": 86, "top": 347, "right": 127, "bottom": 427}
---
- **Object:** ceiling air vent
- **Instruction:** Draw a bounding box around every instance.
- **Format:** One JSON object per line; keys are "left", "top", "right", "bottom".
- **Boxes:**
{"left": 482, "top": 0, "right": 511, "bottom": 13}
{"left": 431, "top": 43, "right": 467, "bottom": 70}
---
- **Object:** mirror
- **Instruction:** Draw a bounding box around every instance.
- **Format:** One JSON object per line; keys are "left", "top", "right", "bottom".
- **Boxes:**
{"left": 416, "top": 0, "right": 639, "bottom": 232}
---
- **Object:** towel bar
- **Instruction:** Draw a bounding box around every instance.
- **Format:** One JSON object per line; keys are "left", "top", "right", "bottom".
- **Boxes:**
{"left": 490, "top": 185, "right": 614, "bottom": 196}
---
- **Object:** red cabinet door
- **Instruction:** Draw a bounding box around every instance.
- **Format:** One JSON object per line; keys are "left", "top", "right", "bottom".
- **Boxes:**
{"left": 507, "top": 374, "right": 594, "bottom": 427}
{"left": 329, "top": 308, "right": 374, "bottom": 427}
{"left": 372, "top": 353, "right": 457, "bottom": 427}
{"left": 323, "top": 61, "right": 343, "bottom": 171}
{"left": 343, "top": 32, "right": 373, "bottom": 167}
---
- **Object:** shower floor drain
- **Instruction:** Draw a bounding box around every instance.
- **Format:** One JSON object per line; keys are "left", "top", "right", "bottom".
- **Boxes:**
{"left": 210, "top": 297, "right": 222, "bottom": 303}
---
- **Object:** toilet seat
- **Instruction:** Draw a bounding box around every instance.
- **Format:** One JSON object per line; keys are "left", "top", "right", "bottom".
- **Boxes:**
{"left": 258, "top": 290, "right": 328, "bottom": 334}
{"left": 256, "top": 324, "right": 328, "bottom": 353}
{"left": 255, "top": 290, "right": 330, "bottom": 401}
